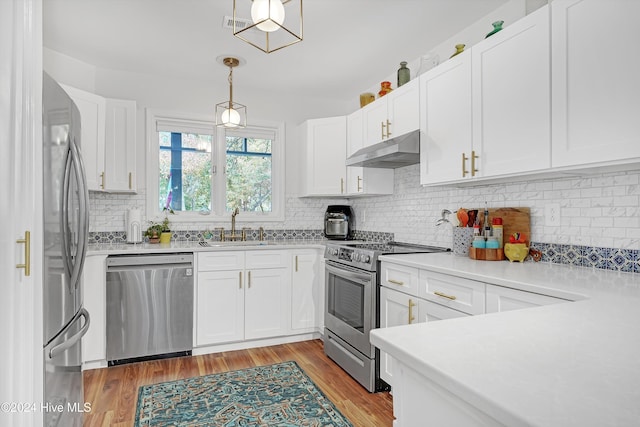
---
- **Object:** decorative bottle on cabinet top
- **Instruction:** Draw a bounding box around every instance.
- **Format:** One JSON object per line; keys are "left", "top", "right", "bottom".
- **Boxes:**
{"left": 397, "top": 61, "right": 410, "bottom": 87}
{"left": 485, "top": 20, "right": 504, "bottom": 38}
{"left": 449, "top": 44, "right": 465, "bottom": 59}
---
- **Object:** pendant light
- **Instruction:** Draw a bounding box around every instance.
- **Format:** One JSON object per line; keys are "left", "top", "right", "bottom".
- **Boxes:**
{"left": 215, "top": 57, "right": 247, "bottom": 128}
{"left": 232, "top": 0, "right": 303, "bottom": 54}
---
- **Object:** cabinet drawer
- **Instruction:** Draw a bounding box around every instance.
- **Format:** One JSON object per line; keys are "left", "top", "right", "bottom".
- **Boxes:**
{"left": 246, "top": 250, "right": 288, "bottom": 269}
{"left": 198, "top": 251, "right": 245, "bottom": 271}
{"left": 418, "top": 270, "right": 485, "bottom": 315}
{"left": 380, "top": 262, "right": 419, "bottom": 296}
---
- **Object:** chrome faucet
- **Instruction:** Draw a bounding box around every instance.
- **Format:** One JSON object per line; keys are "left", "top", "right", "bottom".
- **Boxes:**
{"left": 230, "top": 207, "right": 240, "bottom": 241}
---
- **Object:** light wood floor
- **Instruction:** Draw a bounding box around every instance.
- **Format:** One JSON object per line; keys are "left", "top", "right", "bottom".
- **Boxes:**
{"left": 83, "top": 339, "right": 394, "bottom": 426}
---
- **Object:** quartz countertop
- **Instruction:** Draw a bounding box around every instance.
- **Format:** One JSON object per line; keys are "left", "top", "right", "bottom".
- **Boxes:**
{"left": 370, "top": 252, "right": 640, "bottom": 427}
{"left": 87, "top": 240, "right": 326, "bottom": 255}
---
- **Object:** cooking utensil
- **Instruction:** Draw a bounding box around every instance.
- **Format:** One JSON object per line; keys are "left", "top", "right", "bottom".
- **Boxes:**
{"left": 467, "top": 210, "right": 478, "bottom": 227}
{"left": 456, "top": 209, "right": 469, "bottom": 227}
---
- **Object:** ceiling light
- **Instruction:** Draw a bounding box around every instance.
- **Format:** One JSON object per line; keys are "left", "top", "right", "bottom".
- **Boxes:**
{"left": 215, "top": 57, "right": 247, "bottom": 129}
{"left": 233, "top": 0, "right": 303, "bottom": 54}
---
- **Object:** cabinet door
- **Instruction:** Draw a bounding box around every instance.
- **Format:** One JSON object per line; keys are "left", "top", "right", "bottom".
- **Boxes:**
{"left": 245, "top": 267, "right": 290, "bottom": 340}
{"left": 104, "top": 99, "right": 136, "bottom": 192}
{"left": 420, "top": 50, "right": 473, "bottom": 185}
{"left": 551, "top": 0, "right": 640, "bottom": 167}
{"left": 486, "top": 284, "right": 565, "bottom": 313}
{"left": 291, "top": 251, "right": 317, "bottom": 331}
{"left": 380, "top": 262, "right": 420, "bottom": 296}
{"left": 62, "top": 85, "right": 106, "bottom": 191}
{"left": 300, "top": 117, "right": 347, "bottom": 196}
{"left": 82, "top": 255, "right": 107, "bottom": 364}
{"left": 363, "top": 98, "right": 389, "bottom": 146}
{"left": 387, "top": 78, "right": 420, "bottom": 139}
{"left": 196, "top": 270, "right": 244, "bottom": 346}
{"left": 472, "top": 6, "right": 551, "bottom": 177}
{"left": 379, "top": 287, "right": 420, "bottom": 386}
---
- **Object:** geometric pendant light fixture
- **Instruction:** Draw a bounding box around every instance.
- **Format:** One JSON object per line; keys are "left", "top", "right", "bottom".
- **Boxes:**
{"left": 232, "top": 0, "right": 303, "bottom": 54}
{"left": 215, "top": 56, "right": 247, "bottom": 128}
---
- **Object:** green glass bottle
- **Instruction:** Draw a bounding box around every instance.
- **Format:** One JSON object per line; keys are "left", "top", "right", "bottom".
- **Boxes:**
{"left": 397, "top": 61, "right": 410, "bottom": 87}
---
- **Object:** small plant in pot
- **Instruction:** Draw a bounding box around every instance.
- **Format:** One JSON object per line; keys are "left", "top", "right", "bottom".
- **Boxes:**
{"left": 145, "top": 208, "right": 174, "bottom": 244}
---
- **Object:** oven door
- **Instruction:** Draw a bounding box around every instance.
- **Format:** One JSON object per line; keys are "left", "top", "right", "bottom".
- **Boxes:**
{"left": 325, "top": 260, "right": 376, "bottom": 358}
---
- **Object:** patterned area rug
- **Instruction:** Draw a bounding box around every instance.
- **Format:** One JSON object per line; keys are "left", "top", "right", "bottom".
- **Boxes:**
{"left": 134, "top": 361, "right": 353, "bottom": 426}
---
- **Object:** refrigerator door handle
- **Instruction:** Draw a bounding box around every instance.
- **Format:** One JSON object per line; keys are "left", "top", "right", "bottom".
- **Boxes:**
{"left": 49, "top": 308, "right": 90, "bottom": 360}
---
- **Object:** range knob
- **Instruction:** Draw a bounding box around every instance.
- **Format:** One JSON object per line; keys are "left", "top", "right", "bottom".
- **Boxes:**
{"left": 328, "top": 248, "right": 338, "bottom": 256}
{"left": 362, "top": 254, "right": 371, "bottom": 263}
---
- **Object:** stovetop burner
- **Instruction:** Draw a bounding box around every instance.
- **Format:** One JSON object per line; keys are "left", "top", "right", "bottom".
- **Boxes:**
{"left": 325, "top": 241, "right": 450, "bottom": 271}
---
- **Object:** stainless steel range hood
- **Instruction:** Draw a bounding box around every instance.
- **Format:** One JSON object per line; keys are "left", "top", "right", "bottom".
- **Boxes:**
{"left": 345, "top": 129, "right": 420, "bottom": 168}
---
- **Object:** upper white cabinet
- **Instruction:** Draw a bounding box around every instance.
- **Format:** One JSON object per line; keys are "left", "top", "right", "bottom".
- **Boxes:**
{"left": 472, "top": 5, "right": 551, "bottom": 177}
{"left": 62, "top": 85, "right": 137, "bottom": 192}
{"left": 104, "top": 99, "right": 136, "bottom": 192}
{"left": 346, "top": 109, "right": 394, "bottom": 195}
{"left": 551, "top": 0, "right": 640, "bottom": 168}
{"left": 299, "top": 116, "right": 347, "bottom": 196}
{"left": 420, "top": 50, "right": 473, "bottom": 184}
{"left": 62, "top": 85, "right": 106, "bottom": 191}
{"left": 363, "top": 78, "right": 420, "bottom": 146}
{"left": 420, "top": 7, "right": 550, "bottom": 185}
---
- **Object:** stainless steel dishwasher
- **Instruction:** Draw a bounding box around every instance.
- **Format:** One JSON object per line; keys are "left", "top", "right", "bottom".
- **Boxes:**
{"left": 106, "top": 253, "right": 194, "bottom": 365}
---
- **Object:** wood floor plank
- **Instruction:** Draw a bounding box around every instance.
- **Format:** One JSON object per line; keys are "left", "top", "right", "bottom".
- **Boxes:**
{"left": 83, "top": 339, "right": 393, "bottom": 426}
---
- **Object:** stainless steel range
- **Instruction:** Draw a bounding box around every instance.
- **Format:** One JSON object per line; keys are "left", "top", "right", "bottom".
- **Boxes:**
{"left": 324, "top": 241, "right": 449, "bottom": 392}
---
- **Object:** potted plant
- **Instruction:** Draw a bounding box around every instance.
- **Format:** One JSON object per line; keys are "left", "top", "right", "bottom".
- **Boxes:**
{"left": 145, "top": 208, "right": 174, "bottom": 244}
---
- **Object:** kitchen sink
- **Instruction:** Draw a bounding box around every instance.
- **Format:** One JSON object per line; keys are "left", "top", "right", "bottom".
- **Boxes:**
{"left": 198, "top": 241, "right": 272, "bottom": 247}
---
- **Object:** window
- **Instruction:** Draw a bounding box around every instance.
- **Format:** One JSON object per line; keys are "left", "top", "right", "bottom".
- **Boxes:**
{"left": 147, "top": 110, "right": 284, "bottom": 222}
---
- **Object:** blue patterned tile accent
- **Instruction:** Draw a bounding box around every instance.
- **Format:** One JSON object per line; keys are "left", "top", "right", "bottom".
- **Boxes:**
{"left": 530, "top": 242, "right": 639, "bottom": 274}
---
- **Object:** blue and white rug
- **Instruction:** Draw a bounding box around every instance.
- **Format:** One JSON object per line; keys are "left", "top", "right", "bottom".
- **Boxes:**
{"left": 134, "top": 361, "right": 353, "bottom": 426}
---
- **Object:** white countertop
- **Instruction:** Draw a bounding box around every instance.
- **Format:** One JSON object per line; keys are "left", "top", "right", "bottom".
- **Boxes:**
{"left": 370, "top": 252, "right": 640, "bottom": 427}
{"left": 87, "top": 240, "right": 326, "bottom": 255}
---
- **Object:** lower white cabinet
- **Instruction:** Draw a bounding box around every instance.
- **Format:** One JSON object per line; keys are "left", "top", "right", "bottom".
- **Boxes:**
{"left": 82, "top": 254, "right": 107, "bottom": 366}
{"left": 485, "top": 284, "right": 566, "bottom": 313}
{"left": 196, "top": 250, "right": 291, "bottom": 347}
{"left": 290, "top": 250, "right": 319, "bottom": 332}
{"left": 419, "top": 270, "right": 486, "bottom": 315}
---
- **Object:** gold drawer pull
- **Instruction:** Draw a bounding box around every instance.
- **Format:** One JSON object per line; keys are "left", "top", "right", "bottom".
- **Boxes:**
{"left": 434, "top": 291, "right": 457, "bottom": 300}
{"left": 388, "top": 279, "right": 404, "bottom": 286}
{"left": 408, "top": 299, "right": 416, "bottom": 324}
{"left": 16, "top": 231, "right": 31, "bottom": 277}
{"left": 462, "top": 152, "right": 469, "bottom": 177}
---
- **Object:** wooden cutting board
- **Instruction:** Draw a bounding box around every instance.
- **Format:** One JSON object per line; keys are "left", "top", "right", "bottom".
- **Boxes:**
{"left": 477, "top": 207, "right": 531, "bottom": 244}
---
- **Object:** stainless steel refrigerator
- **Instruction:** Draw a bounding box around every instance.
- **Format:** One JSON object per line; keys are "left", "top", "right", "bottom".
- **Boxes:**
{"left": 42, "top": 72, "right": 91, "bottom": 427}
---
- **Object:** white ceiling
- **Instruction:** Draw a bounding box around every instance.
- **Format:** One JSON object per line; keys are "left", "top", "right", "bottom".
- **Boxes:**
{"left": 43, "top": 0, "right": 508, "bottom": 101}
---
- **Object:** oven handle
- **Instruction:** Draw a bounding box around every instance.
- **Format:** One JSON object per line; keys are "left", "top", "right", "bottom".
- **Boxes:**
{"left": 326, "top": 262, "right": 374, "bottom": 285}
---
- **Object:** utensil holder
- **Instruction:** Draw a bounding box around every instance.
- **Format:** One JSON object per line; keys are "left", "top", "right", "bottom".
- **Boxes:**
{"left": 452, "top": 227, "right": 474, "bottom": 256}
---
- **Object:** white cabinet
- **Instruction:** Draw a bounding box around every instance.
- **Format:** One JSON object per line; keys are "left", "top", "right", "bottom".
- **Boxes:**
{"left": 62, "top": 85, "right": 136, "bottom": 192}
{"left": 196, "top": 250, "right": 290, "bottom": 347}
{"left": 346, "top": 109, "right": 394, "bottom": 196}
{"left": 290, "top": 250, "right": 318, "bottom": 332}
{"left": 418, "top": 270, "right": 486, "bottom": 315}
{"left": 421, "top": 7, "right": 550, "bottom": 185}
{"left": 471, "top": 5, "right": 551, "bottom": 177}
{"left": 81, "top": 254, "right": 107, "bottom": 366}
{"left": 551, "top": 0, "right": 640, "bottom": 168}
{"left": 104, "top": 98, "right": 136, "bottom": 192}
{"left": 62, "top": 85, "right": 106, "bottom": 191}
{"left": 420, "top": 50, "right": 473, "bottom": 184}
{"left": 485, "top": 284, "right": 566, "bottom": 313}
{"left": 299, "top": 116, "right": 347, "bottom": 196}
{"left": 363, "top": 78, "right": 420, "bottom": 146}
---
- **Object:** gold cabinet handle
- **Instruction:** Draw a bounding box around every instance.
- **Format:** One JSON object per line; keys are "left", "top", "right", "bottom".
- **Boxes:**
{"left": 386, "top": 119, "right": 392, "bottom": 138}
{"left": 357, "top": 175, "right": 363, "bottom": 192}
{"left": 462, "top": 152, "right": 469, "bottom": 177}
{"left": 239, "top": 271, "right": 242, "bottom": 289}
{"left": 295, "top": 255, "right": 299, "bottom": 272}
{"left": 340, "top": 178, "right": 344, "bottom": 194}
{"left": 16, "top": 231, "right": 31, "bottom": 277}
{"left": 100, "top": 171, "right": 105, "bottom": 189}
{"left": 434, "top": 291, "right": 457, "bottom": 300}
{"left": 128, "top": 172, "right": 132, "bottom": 189}
{"left": 408, "top": 299, "right": 416, "bottom": 324}
{"left": 388, "top": 279, "right": 404, "bottom": 286}
{"left": 381, "top": 121, "right": 386, "bottom": 140}
{"left": 471, "top": 150, "right": 479, "bottom": 177}
{"left": 248, "top": 271, "right": 251, "bottom": 288}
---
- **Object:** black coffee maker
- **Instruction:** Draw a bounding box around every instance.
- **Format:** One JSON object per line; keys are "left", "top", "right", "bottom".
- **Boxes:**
{"left": 324, "top": 205, "right": 355, "bottom": 240}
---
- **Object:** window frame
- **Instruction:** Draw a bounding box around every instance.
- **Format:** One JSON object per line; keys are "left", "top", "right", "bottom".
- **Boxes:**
{"left": 146, "top": 109, "right": 285, "bottom": 223}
